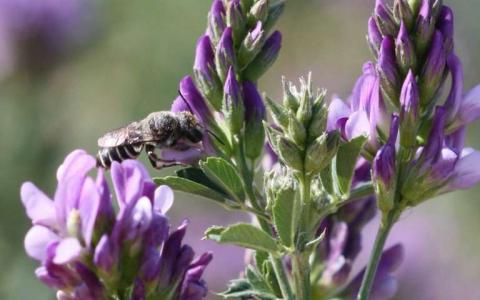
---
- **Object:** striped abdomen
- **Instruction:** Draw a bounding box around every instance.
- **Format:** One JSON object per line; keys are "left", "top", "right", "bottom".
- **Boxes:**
{"left": 96, "top": 144, "right": 144, "bottom": 168}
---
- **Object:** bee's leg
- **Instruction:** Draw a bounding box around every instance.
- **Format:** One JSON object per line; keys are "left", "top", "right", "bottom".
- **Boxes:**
{"left": 145, "top": 144, "right": 182, "bottom": 169}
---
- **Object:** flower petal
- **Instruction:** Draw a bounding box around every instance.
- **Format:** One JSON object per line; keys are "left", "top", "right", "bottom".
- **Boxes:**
{"left": 327, "top": 97, "right": 350, "bottom": 132}
{"left": 78, "top": 177, "right": 100, "bottom": 247}
{"left": 53, "top": 237, "right": 83, "bottom": 265}
{"left": 24, "top": 225, "right": 59, "bottom": 261}
{"left": 345, "top": 111, "right": 370, "bottom": 140}
{"left": 56, "top": 150, "right": 95, "bottom": 182}
{"left": 458, "top": 84, "right": 480, "bottom": 125}
{"left": 154, "top": 185, "right": 174, "bottom": 213}
{"left": 20, "top": 182, "right": 56, "bottom": 227}
{"left": 449, "top": 148, "right": 480, "bottom": 189}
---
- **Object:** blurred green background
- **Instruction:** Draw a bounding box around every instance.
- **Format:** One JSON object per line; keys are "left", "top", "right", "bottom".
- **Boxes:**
{"left": 1, "top": 0, "right": 480, "bottom": 299}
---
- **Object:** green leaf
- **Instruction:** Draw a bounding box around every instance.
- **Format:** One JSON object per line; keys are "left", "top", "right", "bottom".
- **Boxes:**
{"left": 176, "top": 167, "right": 229, "bottom": 197}
{"left": 219, "top": 278, "right": 277, "bottom": 299}
{"left": 272, "top": 187, "right": 299, "bottom": 248}
{"left": 153, "top": 176, "right": 228, "bottom": 204}
{"left": 319, "top": 164, "right": 335, "bottom": 196}
{"left": 246, "top": 266, "right": 271, "bottom": 293}
{"left": 333, "top": 135, "right": 367, "bottom": 197}
{"left": 200, "top": 157, "right": 246, "bottom": 202}
{"left": 205, "top": 223, "right": 280, "bottom": 254}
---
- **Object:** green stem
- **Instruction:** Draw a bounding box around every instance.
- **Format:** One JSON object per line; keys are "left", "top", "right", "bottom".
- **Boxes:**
{"left": 356, "top": 211, "right": 397, "bottom": 300}
{"left": 271, "top": 256, "right": 295, "bottom": 300}
{"left": 291, "top": 252, "right": 311, "bottom": 300}
{"left": 291, "top": 174, "right": 312, "bottom": 300}
{"left": 235, "top": 135, "right": 296, "bottom": 300}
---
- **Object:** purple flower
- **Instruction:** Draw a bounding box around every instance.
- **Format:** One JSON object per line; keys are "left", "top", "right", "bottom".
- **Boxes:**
{"left": 223, "top": 67, "right": 245, "bottom": 134}
{"left": 329, "top": 62, "right": 388, "bottom": 154}
{"left": 0, "top": 0, "right": 97, "bottom": 75}
{"left": 374, "top": 0, "right": 396, "bottom": 36}
{"left": 207, "top": 0, "right": 226, "bottom": 43}
{"left": 437, "top": 5, "right": 454, "bottom": 53}
{"left": 419, "top": 30, "right": 447, "bottom": 106}
{"left": 378, "top": 36, "right": 401, "bottom": 105}
{"left": 243, "top": 81, "right": 266, "bottom": 159}
{"left": 373, "top": 115, "right": 399, "bottom": 213}
{"left": 244, "top": 31, "right": 282, "bottom": 81}
{"left": 399, "top": 70, "right": 419, "bottom": 148}
{"left": 193, "top": 35, "right": 222, "bottom": 109}
{"left": 178, "top": 76, "right": 213, "bottom": 125}
{"left": 367, "top": 17, "right": 382, "bottom": 56}
{"left": 449, "top": 84, "right": 480, "bottom": 130}
{"left": 21, "top": 150, "right": 211, "bottom": 299}
{"left": 215, "top": 27, "right": 236, "bottom": 81}
{"left": 395, "top": 22, "right": 416, "bottom": 75}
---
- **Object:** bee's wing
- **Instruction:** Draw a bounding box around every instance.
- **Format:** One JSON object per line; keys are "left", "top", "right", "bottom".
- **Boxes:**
{"left": 98, "top": 122, "right": 157, "bottom": 147}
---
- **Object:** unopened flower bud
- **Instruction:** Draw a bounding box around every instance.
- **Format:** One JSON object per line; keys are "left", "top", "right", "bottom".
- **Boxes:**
{"left": 207, "top": 0, "right": 226, "bottom": 43}
{"left": 277, "top": 136, "right": 304, "bottom": 171}
{"left": 226, "top": 0, "right": 247, "bottom": 46}
{"left": 308, "top": 100, "right": 328, "bottom": 142}
{"left": 399, "top": 70, "right": 419, "bottom": 149}
{"left": 215, "top": 27, "right": 236, "bottom": 81}
{"left": 394, "top": 0, "right": 414, "bottom": 30}
{"left": 179, "top": 76, "right": 214, "bottom": 125}
{"left": 282, "top": 77, "right": 299, "bottom": 112}
{"left": 250, "top": 0, "right": 268, "bottom": 23}
{"left": 238, "top": 21, "right": 265, "bottom": 68}
{"left": 194, "top": 35, "right": 222, "bottom": 110}
{"left": 373, "top": 115, "right": 399, "bottom": 213}
{"left": 296, "top": 76, "right": 314, "bottom": 126}
{"left": 264, "top": 0, "right": 285, "bottom": 33}
{"left": 266, "top": 96, "right": 289, "bottom": 129}
{"left": 419, "top": 30, "right": 447, "bottom": 107}
{"left": 395, "top": 22, "right": 417, "bottom": 75}
{"left": 374, "top": 0, "right": 397, "bottom": 36}
{"left": 243, "top": 81, "right": 266, "bottom": 159}
{"left": 223, "top": 67, "right": 245, "bottom": 134}
{"left": 288, "top": 112, "right": 307, "bottom": 148}
{"left": 368, "top": 17, "right": 383, "bottom": 57}
{"left": 305, "top": 131, "right": 341, "bottom": 175}
{"left": 244, "top": 31, "right": 282, "bottom": 81}
{"left": 415, "top": 0, "right": 435, "bottom": 56}
{"left": 419, "top": 106, "right": 446, "bottom": 165}
{"left": 378, "top": 36, "right": 402, "bottom": 106}
{"left": 437, "top": 5, "right": 454, "bottom": 54}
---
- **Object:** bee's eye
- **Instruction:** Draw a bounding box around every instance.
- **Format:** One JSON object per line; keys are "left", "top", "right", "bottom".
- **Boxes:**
{"left": 187, "top": 127, "right": 203, "bottom": 143}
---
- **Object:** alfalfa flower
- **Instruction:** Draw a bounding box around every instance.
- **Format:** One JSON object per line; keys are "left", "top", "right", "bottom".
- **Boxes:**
{"left": 21, "top": 150, "right": 212, "bottom": 299}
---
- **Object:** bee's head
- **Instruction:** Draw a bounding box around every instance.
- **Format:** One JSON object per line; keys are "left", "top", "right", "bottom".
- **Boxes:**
{"left": 177, "top": 112, "right": 204, "bottom": 143}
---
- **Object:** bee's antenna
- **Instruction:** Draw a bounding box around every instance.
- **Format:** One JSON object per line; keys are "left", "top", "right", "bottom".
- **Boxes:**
{"left": 178, "top": 90, "right": 195, "bottom": 114}
{"left": 206, "top": 129, "right": 225, "bottom": 146}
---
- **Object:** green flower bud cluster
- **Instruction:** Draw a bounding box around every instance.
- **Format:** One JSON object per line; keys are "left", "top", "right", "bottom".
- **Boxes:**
{"left": 265, "top": 74, "right": 340, "bottom": 176}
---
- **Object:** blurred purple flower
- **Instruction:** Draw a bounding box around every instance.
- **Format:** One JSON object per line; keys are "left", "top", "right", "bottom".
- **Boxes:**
{"left": 0, "top": 0, "right": 97, "bottom": 75}
{"left": 21, "top": 150, "right": 211, "bottom": 299}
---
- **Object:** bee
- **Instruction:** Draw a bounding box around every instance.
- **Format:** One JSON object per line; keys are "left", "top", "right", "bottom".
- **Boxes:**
{"left": 96, "top": 110, "right": 204, "bottom": 169}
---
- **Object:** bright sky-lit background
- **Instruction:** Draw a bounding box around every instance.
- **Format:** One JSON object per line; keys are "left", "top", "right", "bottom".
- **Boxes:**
{"left": 1, "top": 1, "right": 480, "bottom": 299}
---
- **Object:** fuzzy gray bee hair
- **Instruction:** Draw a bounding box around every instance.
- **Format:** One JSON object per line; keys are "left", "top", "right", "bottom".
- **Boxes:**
{"left": 96, "top": 111, "right": 204, "bottom": 169}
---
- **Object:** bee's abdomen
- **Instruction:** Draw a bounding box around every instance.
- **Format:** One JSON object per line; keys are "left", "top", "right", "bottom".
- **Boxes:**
{"left": 96, "top": 144, "right": 144, "bottom": 169}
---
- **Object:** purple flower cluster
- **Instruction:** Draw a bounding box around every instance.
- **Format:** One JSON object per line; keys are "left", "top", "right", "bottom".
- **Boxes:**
{"left": 169, "top": 0, "right": 282, "bottom": 165}
{"left": 328, "top": 0, "right": 480, "bottom": 206}
{"left": 21, "top": 150, "right": 211, "bottom": 300}
{"left": 0, "top": 0, "right": 96, "bottom": 75}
